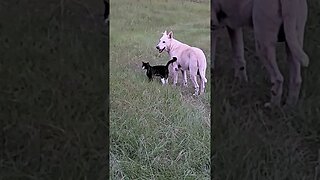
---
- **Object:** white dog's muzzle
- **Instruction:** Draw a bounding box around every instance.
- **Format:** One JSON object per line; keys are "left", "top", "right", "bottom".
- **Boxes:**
{"left": 156, "top": 46, "right": 165, "bottom": 53}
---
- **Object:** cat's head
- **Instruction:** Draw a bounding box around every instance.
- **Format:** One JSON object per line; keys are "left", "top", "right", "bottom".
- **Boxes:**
{"left": 142, "top": 61, "right": 150, "bottom": 70}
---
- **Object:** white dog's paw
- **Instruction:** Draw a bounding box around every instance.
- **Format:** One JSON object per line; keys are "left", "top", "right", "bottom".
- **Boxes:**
{"left": 193, "top": 91, "right": 199, "bottom": 96}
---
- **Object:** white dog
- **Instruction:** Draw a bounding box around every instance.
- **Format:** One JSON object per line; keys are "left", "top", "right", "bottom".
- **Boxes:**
{"left": 156, "top": 30, "right": 208, "bottom": 95}
{"left": 212, "top": 0, "right": 309, "bottom": 107}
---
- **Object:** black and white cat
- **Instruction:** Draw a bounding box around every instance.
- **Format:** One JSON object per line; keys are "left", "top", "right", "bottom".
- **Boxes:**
{"left": 142, "top": 57, "right": 177, "bottom": 85}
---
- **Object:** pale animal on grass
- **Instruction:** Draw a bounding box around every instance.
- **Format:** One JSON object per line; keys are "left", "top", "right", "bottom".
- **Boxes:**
{"left": 155, "top": 30, "right": 208, "bottom": 95}
{"left": 212, "top": 0, "right": 309, "bottom": 107}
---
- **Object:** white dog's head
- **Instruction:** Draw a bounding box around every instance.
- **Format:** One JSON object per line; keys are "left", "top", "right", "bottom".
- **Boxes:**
{"left": 156, "top": 30, "right": 173, "bottom": 53}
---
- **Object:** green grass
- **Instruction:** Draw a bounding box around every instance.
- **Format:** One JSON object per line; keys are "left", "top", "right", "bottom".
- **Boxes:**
{"left": 213, "top": 0, "right": 320, "bottom": 179}
{"left": 110, "top": 0, "right": 210, "bottom": 179}
{"left": 0, "top": 0, "right": 107, "bottom": 179}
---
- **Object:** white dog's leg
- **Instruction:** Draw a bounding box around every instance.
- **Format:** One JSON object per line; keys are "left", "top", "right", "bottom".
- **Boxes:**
{"left": 190, "top": 68, "right": 199, "bottom": 95}
{"left": 199, "top": 69, "right": 207, "bottom": 94}
{"left": 173, "top": 71, "right": 178, "bottom": 86}
{"left": 255, "top": 39, "right": 283, "bottom": 107}
{"left": 182, "top": 70, "right": 188, "bottom": 87}
{"left": 191, "top": 75, "right": 199, "bottom": 96}
{"left": 227, "top": 27, "right": 248, "bottom": 82}
{"left": 256, "top": 41, "right": 283, "bottom": 107}
{"left": 285, "top": 0, "right": 307, "bottom": 107}
{"left": 253, "top": 3, "right": 284, "bottom": 107}
{"left": 165, "top": 78, "right": 169, "bottom": 84}
{"left": 285, "top": 43, "right": 301, "bottom": 107}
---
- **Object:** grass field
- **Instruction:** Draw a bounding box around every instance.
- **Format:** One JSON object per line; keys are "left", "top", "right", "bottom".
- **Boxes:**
{"left": 1, "top": 1, "right": 107, "bottom": 179}
{"left": 213, "top": 0, "right": 320, "bottom": 179}
{"left": 110, "top": 0, "right": 210, "bottom": 179}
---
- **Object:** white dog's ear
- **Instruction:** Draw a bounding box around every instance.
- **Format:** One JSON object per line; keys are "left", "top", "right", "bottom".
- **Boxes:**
{"left": 168, "top": 31, "right": 173, "bottom": 39}
{"left": 163, "top": 30, "right": 167, "bottom": 35}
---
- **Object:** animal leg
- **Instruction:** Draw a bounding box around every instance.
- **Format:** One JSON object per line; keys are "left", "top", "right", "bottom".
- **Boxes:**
{"left": 253, "top": 1, "right": 284, "bottom": 107}
{"left": 160, "top": 78, "right": 166, "bottom": 85}
{"left": 281, "top": 0, "right": 309, "bottom": 67}
{"left": 227, "top": 27, "right": 248, "bottom": 82}
{"left": 285, "top": 0, "right": 308, "bottom": 107}
{"left": 190, "top": 68, "right": 199, "bottom": 95}
{"left": 181, "top": 70, "right": 188, "bottom": 87}
{"left": 173, "top": 70, "right": 178, "bottom": 86}
{"left": 256, "top": 40, "right": 283, "bottom": 107}
{"left": 285, "top": 43, "right": 301, "bottom": 107}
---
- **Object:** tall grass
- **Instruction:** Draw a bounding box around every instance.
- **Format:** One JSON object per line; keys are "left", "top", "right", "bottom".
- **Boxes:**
{"left": 0, "top": 0, "right": 107, "bottom": 179}
{"left": 110, "top": 0, "right": 210, "bottom": 179}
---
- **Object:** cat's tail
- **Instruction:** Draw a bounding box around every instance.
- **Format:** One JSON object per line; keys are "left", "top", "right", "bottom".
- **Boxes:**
{"left": 166, "top": 57, "right": 177, "bottom": 68}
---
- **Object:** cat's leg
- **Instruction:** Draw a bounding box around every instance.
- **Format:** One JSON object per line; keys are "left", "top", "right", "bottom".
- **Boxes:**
{"left": 163, "top": 74, "right": 169, "bottom": 85}
{"left": 160, "top": 78, "right": 166, "bottom": 85}
{"left": 148, "top": 75, "right": 153, "bottom": 82}
{"left": 147, "top": 71, "right": 153, "bottom": 82}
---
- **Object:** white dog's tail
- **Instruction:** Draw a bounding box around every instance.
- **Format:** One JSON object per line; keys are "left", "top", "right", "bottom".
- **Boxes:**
{"left": 198, "top": 68, "right": 207, "bottom": 83}
{"left": 194, "top": 49, "right": 207, "bottom": 83}
{"left": 280, "top": 0, "right": 309, "bottom": 67}
{"left": 197, "top": 63, "right": 207, "bottom": 83}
